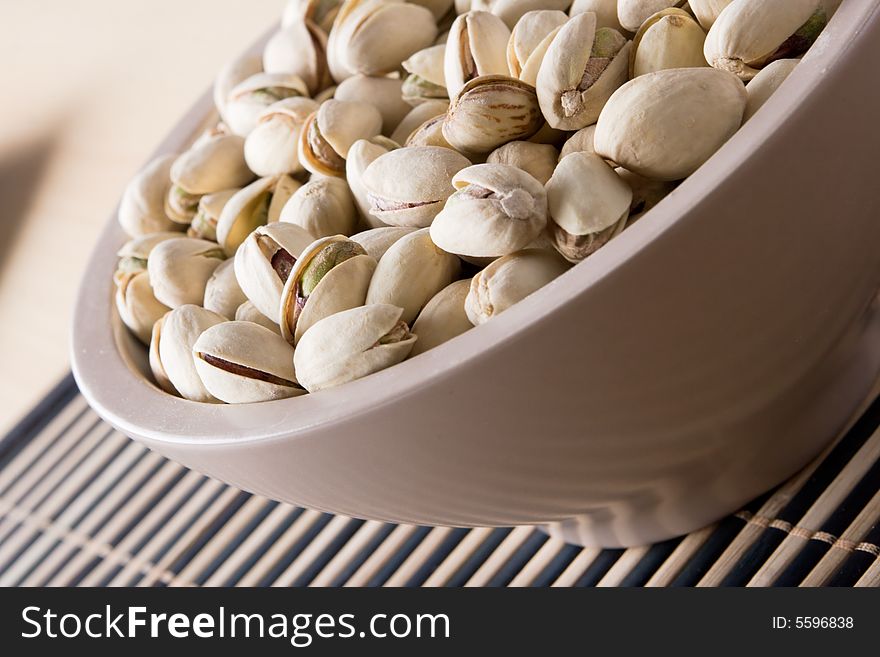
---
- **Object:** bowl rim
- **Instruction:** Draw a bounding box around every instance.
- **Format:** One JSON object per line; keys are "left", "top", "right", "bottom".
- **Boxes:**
{"left": 71, "top": 1, "right": 877, "bottom": 447}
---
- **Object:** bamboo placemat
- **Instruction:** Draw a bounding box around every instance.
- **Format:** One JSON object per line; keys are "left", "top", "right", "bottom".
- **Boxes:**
{"left": 1, "top": 375, "right": 878, "bottom": 587}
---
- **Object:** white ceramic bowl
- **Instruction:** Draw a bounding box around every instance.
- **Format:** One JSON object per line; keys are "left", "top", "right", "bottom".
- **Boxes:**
{"left": 73, "top": 1, "right": 880, "bottom": 547}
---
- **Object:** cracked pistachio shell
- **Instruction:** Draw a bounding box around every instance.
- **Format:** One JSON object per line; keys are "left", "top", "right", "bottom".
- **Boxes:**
{"left": 487, "top": 141, "right": 558, "bottom": 185}
{"left": 193, "top": 321, "right": 304, "bottom": 403}
{"left": 703, "top": 0, "right": 825, "bottom": 80}
{"left": 235, "top": 300, "right": 283, "bottom": 335}
{"left": 216, "top": 176, "right": 299, "bottom": 256}
{"left": 294, "top": 303, "right": 416, "bottom": 392}
{"left": 148, "top": 238, "right": 225, "bottom": 308}
{"left": 169, "top": 133, "right": 253, "bottom": 196}
{"left": 263, "top": 19, "right": 331, "bottom": 96}
{"left": 615, "top": 167, "right": 676, "bottom": 216}
{"left": 569, "top": 0, "right": 623, "bottom": 31}
{"left": 327, "top": 0, "right": 438, "bottom": 82}
{"left": 536, "top": 13, "right": 632, "bottom": 131}
{"left": 350, "top": 226, "right": 417, "bottom": 260}
{"left": 346, "top": 138, "right": 397, "bottom": 229}
{"left": 744, "top": 58, "right": 799, "bottom": 122}
{"left": 444, "top": 11, "right": 512, "bottom": 99}
{"left": 390, "top": 100, "right": 449, "bottom": 145}
{"left": 442, "top": 75, "right": 544, "bottom": 155}
{"left": 224, "top": 72, "right": 310, "bottom": 136}
{"left": 688, "top": 0, "right": 733, "bottom": 30}
{"left": 284, "top": 0, "right": 342, "bottom": 33}
{"left": 430, "top": 163, "right": 548, "bottom": 258}
{"left": 594, "top": 67, "right": 746, "bottom": 181}
{"left": 203, "top": 259, "right": 248, "bottom": 320}
{"left": 366, "top": 228, "right": 461, "bottom": 324}
{"left": 280, "top": 176, "right": 357, "bottom": 238}
{"left": 115, "top": 232, "right": 182, "bottom": 283}
{"left": 235, "top": 222, "right": 316, "bottom": 323}
{"left": 402, "top": 45, "right": 449, "bottom": 106}
{"left": 118, "top": 154, "right": 181, "bottom": 238}
{"left": 153, "top": 305, "right": 226, "bottom": 402}
{"left": 472, "top": 0, "right": 570, "bottom": 30}
{"left": 506, "top": 10, "right": 567, "bottom": 80}
{"left": 618, "top": 0, "right": 686, "bottom": 33}
{"left": 149, "top": 315, "right": 176, "bottom": 395}
{"left": 244, "top": 97, "right": 320, "bottom": 177}
{"left": 559, "top": 124, "right": 597, "bottom": 160}
{"left": 214, "top": 52, "right": 263, "bottom": 121}
{"left": 334, "top": 75, "right": 411, "bottom": 137}
{"left": 188, "top": 188, "right": 239, "bottom": 242}
{"left": 280, "top": 235, "right": 377, "bottom": 343}
{"left": 465, "top": 248, "right": 569, "bottom": 325}
{"left": 631, "top": 8, "right": 708, "bottom": 78}
{"left": 361, "top": 146, "right": 471, "bottom": 228}
{"left": 298, "top": 99, "right": 383, "bottom": 176}
{"left": 404, "top": 114, "right": 455, "bottom": 150}
{"left": 410, "top": 279, "right": 472, "bottom": 356}
{"left": 115, "top": 271, "right": 171, "bottom": 345}
{"left": 546, "top": 152, "right": 632, "bottom": 262}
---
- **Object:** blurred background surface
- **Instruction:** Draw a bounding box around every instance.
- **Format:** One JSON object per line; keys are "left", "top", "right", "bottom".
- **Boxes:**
{"left": 0, "top": 1, "right": 285, "bottom": 435}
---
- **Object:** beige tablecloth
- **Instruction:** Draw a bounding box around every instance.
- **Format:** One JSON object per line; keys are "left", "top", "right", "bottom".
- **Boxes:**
{"left": 0, "top": 1, "right": 285, "bottom": 434}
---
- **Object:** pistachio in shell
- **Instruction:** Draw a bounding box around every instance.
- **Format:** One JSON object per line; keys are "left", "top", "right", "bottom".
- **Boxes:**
{"left": 187, "top": 188, "right": 239, "bottom": 242}
{"left": 409, "top": 279, "right": 472, "bottom": 356}
{"left": 244, "top": 97, "right": 320, "bottom": 177}
{"left": 743, "top": 58, "right": 799, "bottom": 122}
{"left": 262, "top": 18, "right": 331, "bottom": 96}
{"left": 444, "top": 10, "right": 512, "bottom": 99}
{"left": 402, "top": 45, "right": 449, "bottom": 106}
{"left": 115, "top": 271, "right": 170, "bottom": 346}
{"left": 345, "top": 137, "right": 398, "bottom": 229}
{"left": 335, "top": 75, "right": 411, "bottom": 137}
{"left": 279, "top": 176, "right": 358, "bottom": 238}
{"left": 617, "top": 0, "right": 687, "bottom": 33}
{"left": 569, "top": 0, "right": 624, "bottom": 31}
{"left": 688, "top": 0, "right": 733, "bottom": 30}
{"left": 390, "top": 99, "right": 449, "bottom": 146}
{"left": 487, "top": 140, "right": 558, "bottom": 185}
{"left": 350, "top": 226, "right": 418, "bottom": 260}
{"left": 118, "top": 154, "right": 181, "bottom": 238}
{"left": 216, "top": 176, "right": 300, "bottom": 256}
{"left": 147, "top": 237, "right": 226, "bottom": 308}
{"left": 203, "top": 259, "right": 248, "bottom": 320}
{"left": 223, "top": 72, "right": 310, "bottom": 136}
{"left": 298, "top": 99, "right": 383, "bottom": 177}
{"left": 235, "top": 300, "right": 283, "bottom": 335}
{"left": 630, "top": 8, "right": 708, "bottom": 78}
{"left": 506, "top": 9, "right": 567, "bottom": 81}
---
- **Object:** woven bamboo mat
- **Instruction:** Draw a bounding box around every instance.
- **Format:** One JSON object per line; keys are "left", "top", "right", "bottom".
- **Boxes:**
{"left": 1, "top": 375, "right": 878, "bottom": 587}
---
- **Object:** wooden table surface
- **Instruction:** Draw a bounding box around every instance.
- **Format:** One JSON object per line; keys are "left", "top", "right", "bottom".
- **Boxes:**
{"left": 0, "top": 1, "right": 285, "bottom": 434}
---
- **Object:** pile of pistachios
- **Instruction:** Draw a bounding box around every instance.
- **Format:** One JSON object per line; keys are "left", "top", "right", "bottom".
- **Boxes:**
{"left": 114, "top": 0, "right": 836, "bottom": 403}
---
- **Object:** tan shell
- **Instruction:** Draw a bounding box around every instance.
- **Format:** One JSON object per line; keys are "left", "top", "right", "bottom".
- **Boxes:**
{"left": 618, "top": 0, "right": 685, "bottom": 33}
{"left": 593, "top": 67, "right": 747, "bottom": 181}
{"left": 214, "top": 52, "right": 263, "bottom": 122}
{"left": 442, "top": 75, "right": 544, "bottom": 155}
{"left": 506, "top": 9, "right": 567, "bottom": 80}
{"left": 115, "top": 271, "right": 170, "bottom": 345}
{"left": 147, "top": 237, "right": 225, "bottom": 308}
{"left": 350, "top": 226, "right": 418, "bottom": 260}
{"left": 193, "top": 321, "right": 304, "bottom": 403}
{"left": 224, "top": 72, "right": 310, "bottom": 136}
{"left": 630, "top": 8, "right": 708, "bottom": 78}
{"left": 487, "top": 140, "right": 558, "bottom": 185}
{"left": 346, "top": 138, "right": 397, "bottom": 229}
{"left": 298, "top": 99, "right": 383, "bottom": 176}
{"left": 405, "top": 114, "right": 455, "bottom": 150}
{"left": 361, "top": 146, "right": 471, "bottom": 228}
{"left": 569, "top": 0, "right": 624, "bottom": 32}
{"left": 402, "top": 44, "right": 447, "bottom": 88}
{"left": 409, "top": 0, "right": 455, "bottom": 21}
{"left": 244, "top": 97, "right": 320, "bottom": 177}
{"left": 262, "top": 18, "right": 331, "bottom": 95}
{"left": 153, "top": 305, "right": 226, "bottom": 402}
{"left": 279, "top": 176, "right": 358, "bottom": 238}
{"left": 334, "top": 75, "right": 411, "bottom": 137}
{"left": 472, "top": 0, "right": 570, "bottom": 29}
{"left": 444, "top": 11, "right": 512, "bottom": 99}
{"left": 410, "top": 279, "right": 472, "bottom": 356}
{"left": 293, "top": 303, "right": 416, "bottom": 392}
{"left": 203, "top": 259, "right": 248, "bottom": 320}
{"left": 688, "top": 0, "right": 733, "bottom": 30}
{"left": 118, "top": 154, "right": 181, "bottom": 238}
{"left": 430, "top": 163, "right": 548, "bottom": 258}
{"left": 558, "top": 124, "right": 597, "bottom": 161}
{"left": 216, "top": 177, "right": 290, "bottom": 256}
{"left": 615, "top": 167, "right": 677, "bottom": 216}
{"left": 365, "top": 228, "right": 461, "bottom": 324}
{"left": 390, "top": 100, "right": 449, "bottom": 145}
{"left": 149, "top": 315, "right": 176, "bottom": 395}
{"left": 235, "top": 300, "right": 283, "bottom": 335}
{"left": 188, "top": 188, "right": 239, "bottom": 242}
{"left": 517, "top": 21, "right": 563, "bottom": 87}
{"left": 744, "top": 58, "right": 799, "bottom": 122}
{"left": 284, "top": 0, "right": 342, "bottom": 33}
{"left": 169, "top": 133, "right": 253, "bottom": 195}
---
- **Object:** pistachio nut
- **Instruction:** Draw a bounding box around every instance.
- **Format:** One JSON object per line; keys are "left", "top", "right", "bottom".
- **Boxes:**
{"left": 235, "top": 300, "right": 283, "bottom": 335}
{"left": 214, "top": 52, "right": 263, "bottom": 124}
{"left": 390, "top": 99, "right": 449, "bottom": 146}
{"left": 536, "top": 12, "right": 632, "bottom": 130}
{"left": 284, "top": 0, "right": 342, "bottom": 33}
{"left": 442, "top": 75, "right": 544, "bottom": 155}
{"left": 279, "top": 235, "right": 378, "bottom": 343}
{"left": 703, "top": 0, "right": 826, "bottom": 80}
{"left": 506, "top": 10, "right": 567, "bottom": 82}
{"left": 569, "top": 0, "right": 624, "bottom": 31}
{"left": 298, "top": 99, "right": 383, "bottom": 177}
{"left": 234, "top": 222, "right": 316, "bottom": 323}
{"left": 594, "top": 67, "right": 746, "bottom": 181}
{"left": 558, "top": 124, "right": 597, "bottom": 161}
{"left": 409, "top": 0, "right": 455, "bottom": 22}
{"left": 409, "top": 279, "right": 472, "bottom": 356}
{"left": 345, "top": 138, "right": 397, "bottom": 228}
{"left": 361, "top": 146, "right": 471, "bottom": 228}
{"left": 244, "top": 97, "right": 321, "bottom": 177}
{"left": 617, "top": 0, "right": 686, "bottom": 33}
{"left": 293, "top": 303, "right": 416, "bottom": 392}
{"left": 216, "top": 176, "right": 300, "bottom": 256}
{"left": 224, "top": 72, "right": 310, "bottom": 136}
{"left": 743, "top": 58, "right": 799, "bottom": 122}
{"left": 193, "top": 321, "right": 305, "bottom": 404}
{"left": 147, "top": 237, "right": 226, "bottom": 308}
{"left": 486, "top": 140, "right": 558, "bottom": 184}
{"left": 188, "top": 189, "right": 238, "bottom": 242}
{"left": 118, "top": 154, "right": 181, "bottom": 237}
{"left": 465, "top": 248, "right": 569, "bottom": 325}
{"left": 545, "top": 152, "right": 632, "bottom": 262}
{"left": 115, "top": 271, "right": 171, "bottom": 345}
{"left": 630, "top": 8, "right": 708, "bottom": 78}
{"left": 430, "top": 163, "right": 548, "bottom": 258}
{"left": 334, "top": 75, "right": 411, "bottom": 137}
{"left": 279, "top": 176, "right": 358, "bottom": 238}
{"left": 149, "top": 315, "right": 176, "bottom": 395}
{"left": 203, "top": 259, "right": 248, "bottom": 320}
{"left": 472, "top": 0, "right": 570, "bottom": 30}
{"left": 444, "top": 11, "right": 512, "bottom": 99}
{"left": 615, "top": 167, "right": 677, "bottom": 217}
{"left": 115, "top": 232, "right": 182, "bottom": 284}
{"left": 404, "top": 114, "right": 455, "bottom": 150}
{"left": 262, "top": 19, "right": 331, "bottom": 96}
{"left": 402, "top": 45, "right": 449, "bottom": 106}
{"left": 688, "top": 0, "right": 733, "bottom": 30}
{"left": 350, "top": 226, "right": 417, "bottom": 260}
{"left": 365, "top": 227, "right": 461, "bottom": 324}
{"left": 327, "top": 0, "right": 438, "bottom": 82}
